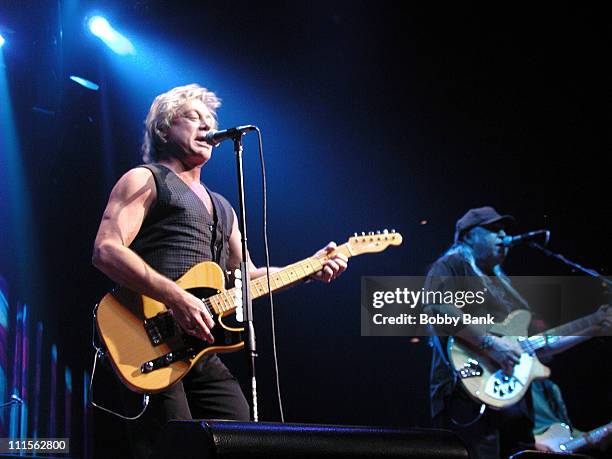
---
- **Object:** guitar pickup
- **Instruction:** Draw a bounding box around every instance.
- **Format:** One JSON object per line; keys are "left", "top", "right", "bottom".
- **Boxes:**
{"left": 144, "top": 310, "right": 176, "bottom": 346}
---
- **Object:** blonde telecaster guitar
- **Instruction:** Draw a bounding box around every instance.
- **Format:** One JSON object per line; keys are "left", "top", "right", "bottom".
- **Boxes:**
{"left": 448, "top": 306, "right": 610, "bottom": 409}
{"left": 96, "top": 231, "right": 402, "bottom": 393}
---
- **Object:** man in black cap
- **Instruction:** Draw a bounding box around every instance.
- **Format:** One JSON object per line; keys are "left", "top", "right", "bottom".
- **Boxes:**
{"left": 425, "top": 206, "right": 534, "bottom": 459}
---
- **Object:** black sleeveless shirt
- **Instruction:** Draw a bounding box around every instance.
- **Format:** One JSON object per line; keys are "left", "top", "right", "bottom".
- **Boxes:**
{"left": 129, "top": 164, "right": 234, "bottom": 282}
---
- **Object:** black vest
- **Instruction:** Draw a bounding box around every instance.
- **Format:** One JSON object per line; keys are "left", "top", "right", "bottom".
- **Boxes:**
{"left": 129, "top": 164, "right": 234, "bottom": 282}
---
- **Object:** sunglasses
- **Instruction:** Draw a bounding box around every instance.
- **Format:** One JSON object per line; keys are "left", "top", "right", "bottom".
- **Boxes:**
{"left": 480, "top": 223, "right": 506, "bottom": 233}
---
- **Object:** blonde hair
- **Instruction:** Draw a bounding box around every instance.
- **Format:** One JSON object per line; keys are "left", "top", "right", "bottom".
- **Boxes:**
{"left": 141, "top": 84, "right": 221, "bottom": 163}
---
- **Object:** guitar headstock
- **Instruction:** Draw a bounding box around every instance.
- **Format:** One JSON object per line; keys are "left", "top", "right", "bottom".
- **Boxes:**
{"left": 346, "top": 230, "right": 403, "bottom": 255}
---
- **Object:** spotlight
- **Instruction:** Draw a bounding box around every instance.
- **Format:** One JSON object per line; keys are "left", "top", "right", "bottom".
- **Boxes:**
{"left": 88, "top": 16, "right": 111, "bottom": 37}
{"left": 0, "top": 34, "right": 5, "bottom": 48}
{"left": 87, "top": 15, "right": 136, "bottom": 56}
{"left": 69, "top": 75, "right": 99, "bottom": 91}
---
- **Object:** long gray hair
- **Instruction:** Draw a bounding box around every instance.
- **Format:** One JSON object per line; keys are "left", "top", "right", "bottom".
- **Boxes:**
{"left": 444, "top": 242, "right": 529, "bottom": 310}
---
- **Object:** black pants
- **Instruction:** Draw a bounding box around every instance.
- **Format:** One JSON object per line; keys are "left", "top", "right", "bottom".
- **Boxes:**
{"left": 433, "top": 387, "right": 535, "bottom": 459}
{"left": 128, "top": 354, "right": 250, "bottom": 459}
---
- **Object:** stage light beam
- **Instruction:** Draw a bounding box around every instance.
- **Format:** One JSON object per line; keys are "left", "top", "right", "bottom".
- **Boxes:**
{"left": 0, "top": 34, "right": 5, "bottom": 48}
{"left": 88, "top": 16, "right": 111, "bottom": 37}
{"left": 87, "top": 16, "right": 136, "bottom": 56}
{"left": 69, "top": 75, "right": 99, "bottom": 91}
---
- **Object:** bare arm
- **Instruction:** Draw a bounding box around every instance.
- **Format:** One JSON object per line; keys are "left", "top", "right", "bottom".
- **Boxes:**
{"left": 92, "top": 168, "right": 215, "bottom": 342}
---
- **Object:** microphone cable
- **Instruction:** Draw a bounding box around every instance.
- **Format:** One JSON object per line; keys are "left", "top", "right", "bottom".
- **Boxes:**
{"left": 254, "top": 127, "right": 285, "bottom": 423}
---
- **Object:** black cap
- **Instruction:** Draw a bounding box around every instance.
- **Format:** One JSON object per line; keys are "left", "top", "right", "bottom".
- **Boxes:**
{"left": 454, "top": 206, "right": 515, "bottom": 242}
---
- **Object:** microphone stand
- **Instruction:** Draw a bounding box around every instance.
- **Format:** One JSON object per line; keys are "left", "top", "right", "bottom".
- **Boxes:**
{"left": 531, "top": 242, "right": 612, "bottom": 290}
{"left": 232, "top": 133, "right": 258, "bottom": 422}
{"left": 0, "top": 394, "right": 24, "bottom": 409}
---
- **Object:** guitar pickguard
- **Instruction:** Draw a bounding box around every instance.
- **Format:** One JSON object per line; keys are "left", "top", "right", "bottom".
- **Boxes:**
{"left": 140, "top": 286, "right": 243, "bottom": 373}
{"left": 458, "top": 358, "right": 483, "bottom": 378}
{"left": 140, "top": 321, "right": 244, "bottom": 374}
{"left": 144, "top": 310, "right": 176, "bottom": 346}
{"left": 483, "top": 353, "right": 533, "bottom": 400}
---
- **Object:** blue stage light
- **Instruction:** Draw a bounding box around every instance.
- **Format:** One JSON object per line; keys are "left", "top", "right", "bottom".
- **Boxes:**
{"left": 87, "top": 15, "right": 136, "bottom": 56}
{"left": 69, "top": 75, "right": 100, "bottom": 91}
{"left": 88, "top": 16, "right": 111, "bottom": 37}
{"left": 0, "top": 34, "right": 5, "bottom": 48}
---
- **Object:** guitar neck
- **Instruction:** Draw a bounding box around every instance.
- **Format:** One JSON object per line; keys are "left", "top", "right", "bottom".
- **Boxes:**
{"left": 208, "top": 243, "right": 354, "bottom": 315}
{"left": 251, "top": 244, "right": 353, "bottom": 299}
{"left": 563, "top": 422, "right": 612, "bottom": 453}
{"left": 523, "top": 311, "right": 603, "bottom": 352}
{"left": 546, "top": 312, "right": 603, "bottom": 337}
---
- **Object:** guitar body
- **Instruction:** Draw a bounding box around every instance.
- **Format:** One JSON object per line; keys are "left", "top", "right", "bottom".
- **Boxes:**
{"left": 96, "top": 261, "right": 244, "bottom": 394}
{"left": 535, "top": 423, "right": 573, "bottom": 453}
{"left": 448, "top": 310, "right": 551, "bottom": 409}
{"left": 537, "top": 421, "right": 612, "bottom": 453}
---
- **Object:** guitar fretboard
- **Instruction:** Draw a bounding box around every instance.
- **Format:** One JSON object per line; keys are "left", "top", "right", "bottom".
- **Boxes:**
{"left": 204, "top": 244, "right": 353, "bottom": 315}
{"left": 520, "top": 311, "right": 604, "bottom": 353}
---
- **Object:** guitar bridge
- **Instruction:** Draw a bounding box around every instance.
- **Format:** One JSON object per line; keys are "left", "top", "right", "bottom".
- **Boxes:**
{"left": 144, "top": 310, "right": 176, "bottom": 346}
{"left": 141, "top": 347, "right": 196, "bottom": 373}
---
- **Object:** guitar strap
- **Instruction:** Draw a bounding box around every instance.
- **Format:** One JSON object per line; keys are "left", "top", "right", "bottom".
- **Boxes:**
{"left": 207, "top": 188, "right": 234, "bottom": 285}
{"left": 428, "top": 331, "right": 455, "bottom": 374}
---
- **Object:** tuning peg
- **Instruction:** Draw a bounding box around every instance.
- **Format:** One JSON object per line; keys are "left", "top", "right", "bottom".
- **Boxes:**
{"left": 361, "top": 232, "right": 365, "bottom": 236}
{"left": 368, "top": 231, "right": 374, "bottom": 235}
{"left": 376, "top": 230, "right": 381, "bottom": 234}
{"left": 353, "top": 232, "right": 358, "bottom": 237}
{"left": 383, "top": 229, "right": 389, "bottom": 234}
{"left": 391, "top": 229, "right": 396, "bottom": 233}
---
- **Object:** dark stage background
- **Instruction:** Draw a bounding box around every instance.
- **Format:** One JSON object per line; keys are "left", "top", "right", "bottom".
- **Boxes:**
{"left": 0, "top": 1, "right": 609, "bottom": 457}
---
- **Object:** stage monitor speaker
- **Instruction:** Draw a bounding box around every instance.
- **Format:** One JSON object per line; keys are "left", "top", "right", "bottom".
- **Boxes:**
{"left": 151, "top": 420, "right": 469, "bottom": 459}
{"left": 0, "top": 456, "right": 73, "bottom": 459}
{"left": 509, "top": 451, "right": 593, "bottom": 459}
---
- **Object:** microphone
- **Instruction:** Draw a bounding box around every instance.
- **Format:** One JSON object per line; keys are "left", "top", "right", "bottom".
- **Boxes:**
{"left": 500, "top": 230, "right": 550, "bottom": 248}
{"left": 11, "top": 394, "right": 24, "bottom": 404}
{"left": 204, "top": 125, "right": 256, "bottom": 146}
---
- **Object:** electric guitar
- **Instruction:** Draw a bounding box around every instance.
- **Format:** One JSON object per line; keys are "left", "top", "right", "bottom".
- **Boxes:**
{"left": 448, "top": 305, "right": 610, "bottom": 409}
{"left": 96, "top": 231, "right": 402, "bottom": 393}
{"left": 535, "top": 421, "right": 612, "bottom": 453}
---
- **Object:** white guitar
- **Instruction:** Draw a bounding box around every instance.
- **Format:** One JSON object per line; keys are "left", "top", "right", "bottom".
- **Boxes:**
{"left": 536, "top": 421, "right": 612, "bottom": 453}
